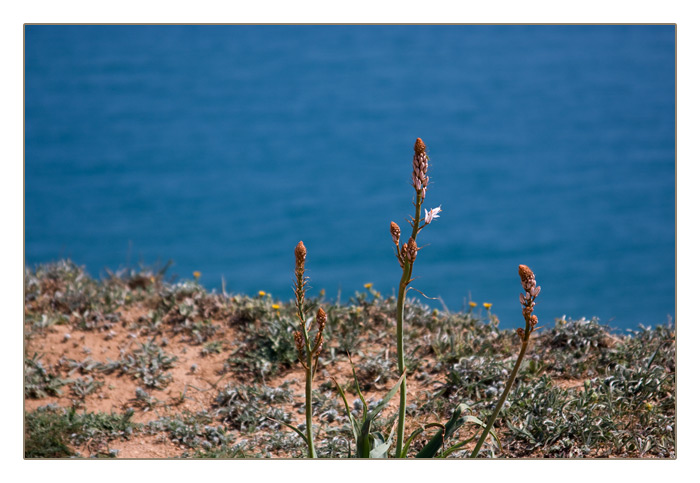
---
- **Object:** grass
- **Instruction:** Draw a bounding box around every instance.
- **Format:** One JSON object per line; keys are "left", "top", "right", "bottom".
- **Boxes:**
{"left": 24, "top": 260, "right": 675, "bottom": 458}
{"left": 25, "top": 353, "right": 71, "bottom": 398}
{"left": 213, "top": 382, "right": 295, "bottom": 432}
{"left": 25, "top": 405, "right": 137, "bottom": 458}
{"left": 102, "top": 341, "right": 178, "bottom": 389}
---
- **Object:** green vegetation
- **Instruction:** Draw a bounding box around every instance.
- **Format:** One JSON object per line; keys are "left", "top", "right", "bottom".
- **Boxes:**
{"left": 25, "top": 405, "right": 137, "bottom": 458}
{"left": 24, "top": 260, "right": 675, "bottom": 458}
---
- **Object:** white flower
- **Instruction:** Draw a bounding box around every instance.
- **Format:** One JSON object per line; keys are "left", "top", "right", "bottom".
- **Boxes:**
{"left": 424, "top": 205, "right": 442, "bottom": 224}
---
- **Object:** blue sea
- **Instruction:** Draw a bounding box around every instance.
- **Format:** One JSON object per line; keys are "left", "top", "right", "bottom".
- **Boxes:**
{"left": 24, "top": 25, "right": 676, "bottom": 330}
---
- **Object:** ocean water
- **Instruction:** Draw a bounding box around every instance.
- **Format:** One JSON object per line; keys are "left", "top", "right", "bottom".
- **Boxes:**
{"left": 25, "top": 25, "right": 676, "bottom": 330}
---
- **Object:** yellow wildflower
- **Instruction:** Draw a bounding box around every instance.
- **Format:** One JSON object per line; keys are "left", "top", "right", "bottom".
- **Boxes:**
{"left": 272, "top": 304, "right": 280, "bottom": 311}
{"left": 258, "top": 290, "right": 267, "bottom": 297}
{"left": 193, "top": 271, "right": 201, "bottom": 280}
{"left": 364, "top": 283, "right": 373, "bottom": 290}
{"left": 483, "top": 303, "right": 493, "bottom": 310}
{"left": 469, "top": 301, "right": 477, "bottom": 308}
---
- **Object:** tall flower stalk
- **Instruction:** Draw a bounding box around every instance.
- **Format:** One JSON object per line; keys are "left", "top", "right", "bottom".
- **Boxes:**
{"left": 470, "top": 264, "right": 541, "bottom": 458}
{"left": 392, "top": 138, "right": 442, "bottom": 457}
{"left": 292, "top": 241, "right": 326, "bottom": 458}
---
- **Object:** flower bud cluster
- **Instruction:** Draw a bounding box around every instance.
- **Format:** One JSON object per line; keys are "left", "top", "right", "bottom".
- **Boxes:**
{"left": 412, "top": 138, "right": 429, "bottom": 199}
{"left": 295, "top": 241, "right": 306, "bottom": 275}
{"left": 519, "top": 265, "right": 541, "bottom": 303}
{"left": 292, "top": 242, "right": 325, "bottom": 370}
{"left": 406, "top": 237, "right": 418, "bottom": 263}
{"left": 294, "top": 241, "right": 308, "bottom": 318}
{"left": 390, "top": 221, "right": 401, "bottom": 247}
{"left": 399, "top": 242, "right": 409, "bottom": 269}
{"left": 313, "top": 307, "right": 327, "bottom": 353}
{"left": 398, "top": 237, "right": 418, "bottom": 268}
{"left": 517, "top": 264, "right": 541, "bottom": 339}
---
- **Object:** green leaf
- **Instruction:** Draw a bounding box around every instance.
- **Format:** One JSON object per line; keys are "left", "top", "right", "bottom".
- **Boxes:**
{"left": 416, "top": 403, "right": 471, "bottom": 458}
{"left": 365, "top": 370, "right": 406, "bottom": 423}
{"left": 349, "top": 356, "right": 368, "bottom": 420}
{"left": 332, "top": 377, "right": 360, "bottom": 441}
{"left": 416, "top": 428, "right": 445, "bottom": 458}
{"left": 400, "top": 423, "right": 443, "bottom": 458}
{"left": 369, "top": 432, "right": 391, "bottom": 458}
{"left": 369, "top": 417, "right": 398, "bottom": 459}
{"left": 463, "top": 415, "right": 501, "bottom": 451}
{"left": 268, "top": 417, "right": 308, "bottom": 446}
{"left": 439, "top": 439, "right": 471, "bottom": 458}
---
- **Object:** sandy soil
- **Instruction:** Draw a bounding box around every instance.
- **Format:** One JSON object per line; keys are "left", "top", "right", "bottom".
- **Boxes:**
{"left": 24, "top": 299, "right": 457, "bottom": 458}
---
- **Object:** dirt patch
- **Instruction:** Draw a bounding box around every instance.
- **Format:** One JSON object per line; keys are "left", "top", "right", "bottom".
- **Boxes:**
{"left": 107, "top": 433, "right": 183, "bottom": 459}
{"left": 24, "top": 298, "right": 440, "bottom": 458}
{"left": 24, "top": 295, "right": 251, "bottom": 457}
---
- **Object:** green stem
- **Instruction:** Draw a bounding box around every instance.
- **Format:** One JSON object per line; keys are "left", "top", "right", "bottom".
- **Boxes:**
{"left": 305, "top": 358, "right": 315, "bottom": 458}
{"left": 394, "top": 271, "right": 409, "bottom": 457}
{"left": 410, "top": 194, "right": 423, "bottom": 242}
{"left": 395, "top": 193, "right": 423, "bottom": 458}
{"left": 470, "top": 333, "right": 530, "bottom": 458}
{"left": 296, "top": 274, "right": 315, "bottom": 458}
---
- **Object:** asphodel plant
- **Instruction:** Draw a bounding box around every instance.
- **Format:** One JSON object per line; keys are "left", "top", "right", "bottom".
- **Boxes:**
{"left": 469, "top": 264, "right": 541, "bottom": 457}
{"left": 282, "top": 141, "right": 547, "bottom": 458}
{"left": 289, "top": 241, "right": 326, "bottom": 458}
{"left": 391, "top": 138, "right": 442, "bottom": 457}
